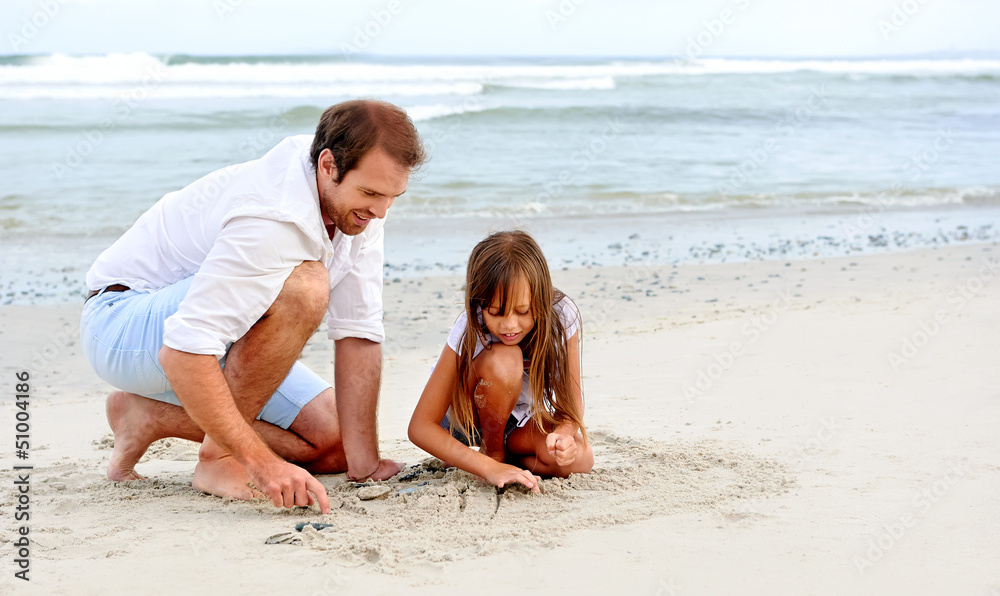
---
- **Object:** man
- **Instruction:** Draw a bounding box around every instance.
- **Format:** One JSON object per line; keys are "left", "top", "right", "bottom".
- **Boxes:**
{"left": 80, "top": 100, "right": 426, "bottom": 513}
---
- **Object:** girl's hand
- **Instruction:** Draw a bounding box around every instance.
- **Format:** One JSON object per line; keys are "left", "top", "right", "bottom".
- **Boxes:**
{"left": 545, "top": 432, "right": 578, "bottom": 466}
{"left": 484, "top": 461, "right": 541, "bottom": 493}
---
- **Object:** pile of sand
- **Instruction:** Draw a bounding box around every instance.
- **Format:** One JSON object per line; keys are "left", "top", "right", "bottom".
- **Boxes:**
{"left": 271, "top": 431, "right": 790, "bottom": 570}
{"left": 10, "top": 432, "right": 788, "bottom": 573}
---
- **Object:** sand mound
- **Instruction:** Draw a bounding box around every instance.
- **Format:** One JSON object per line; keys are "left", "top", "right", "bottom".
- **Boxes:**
{"left": 276, "top": 431, "right": 790, "bottom": 570}
{"left": 8, "top": 433, "right": 788, "bottom": 573}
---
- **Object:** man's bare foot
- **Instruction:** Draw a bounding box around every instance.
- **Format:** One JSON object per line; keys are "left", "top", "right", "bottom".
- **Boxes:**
{"left": 192, "top": 439, "right": 265, "bottom": 501}
{"left": 106, "top": 391, "right": 161, "bottom": 481}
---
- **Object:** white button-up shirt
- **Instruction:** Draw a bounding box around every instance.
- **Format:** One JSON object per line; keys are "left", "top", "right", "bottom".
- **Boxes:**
{"left": 86, "top": 135, "right": 385, "bottom": 357}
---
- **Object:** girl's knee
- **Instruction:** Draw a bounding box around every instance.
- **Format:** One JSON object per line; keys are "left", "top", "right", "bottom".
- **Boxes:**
{"left": 474, "top": 343, "right": 523, "bottom": 388}
{"left": 572, "top": 443, "right": 595, "bottom": 474}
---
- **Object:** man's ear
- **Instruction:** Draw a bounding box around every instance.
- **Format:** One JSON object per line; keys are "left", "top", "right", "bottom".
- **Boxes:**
{"left": 320, "top": 148, "right": 339, "bottom": 182}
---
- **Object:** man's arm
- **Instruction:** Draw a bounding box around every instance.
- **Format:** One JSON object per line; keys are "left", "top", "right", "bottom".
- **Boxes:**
{"left": 159, "top": 347, "right": 331, "bottom": 512}
{"left": 334, "top": 337, "right": 401, "bottom": 480}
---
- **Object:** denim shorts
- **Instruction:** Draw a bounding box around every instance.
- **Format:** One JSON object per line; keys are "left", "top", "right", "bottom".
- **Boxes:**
{"left": 80, "top": 277, "right": 330, "bottom": 430}
{"left": 440, "top": 410, "right": 521, "bottom": 446}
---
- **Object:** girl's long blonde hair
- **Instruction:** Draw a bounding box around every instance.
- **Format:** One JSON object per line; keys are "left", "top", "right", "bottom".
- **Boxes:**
{"left": 450, "top": 230, "right": 587, "bottom": 445}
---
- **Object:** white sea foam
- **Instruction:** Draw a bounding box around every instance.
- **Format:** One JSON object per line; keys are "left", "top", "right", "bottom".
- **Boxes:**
{"left": 0, "top": 82, "right": 484, "bottom": 101}
{"left": 686, "top": 57, "right": 1000, "bottom": 76}
{"left": 406, "top": 103, "right": 490, "bottom": 121}
{"left": 3, "top": 53, "right": 996, "bottom": 101}
{"left": 491, "top": 76, "right": 617, "bottom": 91}
{"left": 391, "top": 187, "right": 1000, "bottom": 219}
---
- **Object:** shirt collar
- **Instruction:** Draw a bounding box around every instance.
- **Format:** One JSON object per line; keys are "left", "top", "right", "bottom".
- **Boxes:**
{"left": 303, "top": 150, "right": 337, "bottom": 243}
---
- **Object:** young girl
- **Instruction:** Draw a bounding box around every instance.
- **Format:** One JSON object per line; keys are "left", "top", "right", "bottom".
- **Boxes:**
{"left": 408, "top": 230, "right": 593, "bottom": 492}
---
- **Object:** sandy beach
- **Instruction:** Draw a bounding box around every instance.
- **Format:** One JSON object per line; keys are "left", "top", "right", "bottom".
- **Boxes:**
{"left": 3, "top": 6, "right": 999, "bottom": 594}
{"left": 1, "top": 240, "right": 997, "bottom": 595}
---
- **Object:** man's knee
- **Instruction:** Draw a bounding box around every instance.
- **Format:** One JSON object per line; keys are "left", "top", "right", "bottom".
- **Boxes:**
{"left": 288, "top": 388, "right": 343, "bottom": 459}
{"left": 475, "top": 344, "right": 523, "bottom": 389}
{"left": 270, "top": 261, "right": 329, "bottom": 325}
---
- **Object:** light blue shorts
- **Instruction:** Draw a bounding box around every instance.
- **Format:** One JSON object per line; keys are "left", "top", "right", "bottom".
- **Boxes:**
{"left": 80, "top": 276, "right": 330, "bottom": 430}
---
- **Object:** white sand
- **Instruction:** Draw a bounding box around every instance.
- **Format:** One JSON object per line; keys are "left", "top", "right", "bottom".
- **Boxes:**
{"left": 1, "top": 243, "right": 998, "bottom": 595}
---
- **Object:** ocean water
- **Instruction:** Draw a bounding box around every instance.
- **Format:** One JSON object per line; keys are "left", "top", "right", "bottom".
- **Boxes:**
{"left": 1, "top": 53, "right": 999, "bottom": 303}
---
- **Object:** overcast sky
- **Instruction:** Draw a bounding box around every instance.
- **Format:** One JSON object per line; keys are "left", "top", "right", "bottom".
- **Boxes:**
{"left": 2, "top": 0, "right": 997, "bottom": 57}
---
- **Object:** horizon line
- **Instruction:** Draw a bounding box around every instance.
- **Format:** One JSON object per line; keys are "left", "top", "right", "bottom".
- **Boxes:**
{"left": 2, "top": 50, "right": 1000, "bottom": 61}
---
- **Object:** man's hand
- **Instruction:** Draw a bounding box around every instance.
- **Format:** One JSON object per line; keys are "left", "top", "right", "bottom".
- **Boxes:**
{"left": 371, "top": 458, "right": 405, "bottom": 481}
{"left": 545, "top": 432, "right": 578, "bottom": 467}
{"left": 247, "top": 456, "right": 331, "bottom": 513}
{"left": 349, "top": 458, "right": 404, "bottom": 482}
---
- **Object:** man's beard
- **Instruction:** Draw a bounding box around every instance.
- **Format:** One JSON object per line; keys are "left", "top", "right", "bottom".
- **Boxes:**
{"left": 328, "top": 204, "right": 368, "bottom": 236}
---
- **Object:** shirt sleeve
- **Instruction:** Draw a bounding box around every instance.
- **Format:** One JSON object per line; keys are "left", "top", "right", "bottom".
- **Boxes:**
{"left": 446, "top": 311, "right": 469, "bottom": 355}
{"left": 163, "top": 217, "right": 317, "bottom": 357}
{"left": 327, "top": 218, "right": 386, "bottom": 343}
{"left": 557, "top": 295, "right": 582, "bottom": 339}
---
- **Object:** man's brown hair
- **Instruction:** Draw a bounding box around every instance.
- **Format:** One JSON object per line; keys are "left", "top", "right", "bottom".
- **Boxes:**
{"left": 310, "top": 99, "right": 426, "bottom": 181}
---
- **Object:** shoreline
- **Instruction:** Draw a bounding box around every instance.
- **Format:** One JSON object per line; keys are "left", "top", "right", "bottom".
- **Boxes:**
{"left": 4, "top": 202, "right": 999, "bottom": 305}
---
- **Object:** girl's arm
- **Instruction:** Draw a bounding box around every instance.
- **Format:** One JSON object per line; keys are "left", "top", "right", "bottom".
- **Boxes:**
{"left": 408, "top": 344, "right": 540, "bottom": 492}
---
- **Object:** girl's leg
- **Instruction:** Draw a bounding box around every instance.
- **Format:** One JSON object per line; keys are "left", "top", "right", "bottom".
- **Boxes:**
{"left": 467, "top": 343, "right": 523, "bottom": 462}
{"left": 506, "top": 423, "right": 594, "bottom": 477}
